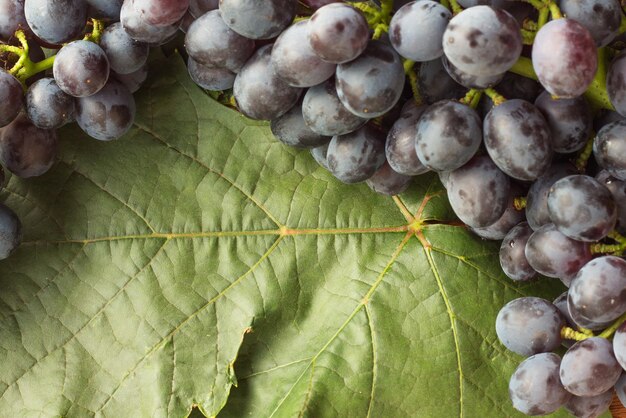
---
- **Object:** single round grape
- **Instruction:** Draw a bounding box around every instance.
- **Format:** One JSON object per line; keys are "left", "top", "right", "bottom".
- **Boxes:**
{"left": 525, "top": 163, "right": 578, "bottom": 230}
{"left": 189, "top": 0, "right": 218, "bottom": 17}
{"left": 509, "top": 353, "right": 571, "bottom": 416}
{"left": 301, "top": 79, "right": 367, "bottom": 136}
{"left": 446, "top": 154, "right": 510, "bottom": 228}
{"left": 441, "top": 56, "right": 505, "bottom": 89}
{"left": 113, "top": 65, "right": 148, "bottom": 93}
{"left": 76, "top": 79, "right": 136, "bottom": 141}
{"left": 596, "top": 170, "right": 626, "bottom": 233}
{"left": 327, "top": 125, "right": 386, "bottom": 184}
{"left": 307, "top": 3, "right": 369, "bottom": 64}
{"left": 335, "top": 41, "right": 405, "bottom": 118}
{"left": 270, "top": 104, "right": 330, "bottom": 149}
{"left": 0, "top": 113, "right": 58, "bottom": 178}
{"left": 366, "top": 161, "right": 412, "bottom": 196}
{"left": 187, "top": 58, "right": 235, "bottom": 91}
{"left": 132, "top": 0, "right": 189, "bottom": 27}
{"left": 607, "top": 51, "right": 626, "bottom": 117}
{"left": 270, "top": 21, "right": 336, "bottom": 88}
{"left": 185, "top": 10, "right": 255, "bottom": 73}
{"left": 233, "top": 45, "right": 302, "bottom": 121}
{"left": 534, "top": 91, "right": 592, "bottom": 153}
{"left": 86, "top": 0, "right": 122, "bottom": 20}
{"left": 564, "top": 390, "right": 613, "bottom": 418}
{"left": 415, "top": 100, "right": 482, "bottom": 172}
{"left": 616, "top": 374, "right": 626, "bottom": 409}
{"left": 385, "top": 103, "right": 430, "bottom": 176}
{"left": 100, "top": 22, "right": 149, "bottom": 75}
{"left": 0, "top": 202, "right": 22, "bottom": 260}
{"left": 560, "top": 0, "right": 621, "bottom": 47}
{"left": 26, "top": 78, "right": 75, "bottom": 129}
{"left": 0, "top": 0, "right": 27, "bottom": 40}
{"left": 53, "top": 40, "right": 110, "bottom": 98}
{"left": 24, "top": 0, "right": 87, "bottom": 44}
{"left": 613, "top": 322, "right": 626, "bottom": 370}
{"left": 568, "top": 256, "right": 626, "bottom": 326}
{"left": 496, "top": 297, "right": 564, "bottom": 356}
{"left": 417, "top": 58, "right": 466, "bottom": 104}
{"left": 310, "top": 142, "right": 330, "bottom": 170}
{"left": 219, "top": 0, "right": 295, "bottom": 40}
{"left": 121, "top": 0, "right": 180, "bottom": 44}
{"left": 442, "top": 6, "right": 522, "bottom": 77}
{"left": 498, "top": 222, "right": 536, "bottom": 281}
{"left": 547, "top": 175, "right": 617, "bottom": 242}
{"left": 525, "top": 223, "right": 592, "bottom": 280}
{"left": 594, "top": 120, "right": 626, "bottom": 180}
{"left": 0, "top": 69, "right": 23, "bottom": 128}
{"left": 560, "top": 337, "right": 621, "bottom": 397}
{"left": 389, "top": 1, "right": 451, "bottom": 62}
{"left": 532, "top": 19, "right": 597, "bottom": 98}
{"left": 484, "top": 99, "right": 552, "bottom": 181}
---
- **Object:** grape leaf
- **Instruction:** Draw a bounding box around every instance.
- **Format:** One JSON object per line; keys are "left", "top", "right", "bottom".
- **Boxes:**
{"left": 0, "top": 54, "right": 569, "bottom": 417}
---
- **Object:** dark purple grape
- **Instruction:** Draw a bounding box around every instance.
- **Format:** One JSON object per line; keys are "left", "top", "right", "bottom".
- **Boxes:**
{"left": 53, "top": 40, "right": 110, "bottom": 98}
{"left": 509, "top": 353, "right": 571, "bottom": 416}
{"left": 417, "top": 58, "right": 466, "bottom": 104}
{"left": 498, "top": 222, "right": 536, "bottom": 281}
{"left": 270, "top": 103, "right": 330, "bottom": 148}
{"left": 607, "top": 51, "right": 626, "bottom": 117}
{"left": 415, "top": 100, "right": 482, "bottom": 172}
{"left": 0, "top": 202, "right": 21, "bottom": 260}
{"left": 302, "top": 79, "right": 367, "bottom": 136}
{"left": 189, "top": 0, "right": 218, "bottom": 17}
{"left": 76, "top": 79, "right": 136, "bottom": 141}
{"left": 233, "top": 45, "right": 302, "bottom": 121}
{"left": 442, "top": 6, "right": 522, "bottom": 77}
{"left": 565, "top": 390, "right": 613, "bottom": 418}
{"left": 26, "top": 78, "right": 75, "bottom": 129}
{"left": 594, "top": 109, "right": 625, "bottom": 131}
{"left": 532, "top": 19, "right": 597, "bottom": 98}
{"left": 560, "top": 337, "right": 621, "bottom": 397}
{"left": 547, "top": 175, "right": 617, "bottom": 242}
{"left": 442, "top": 56, "right": 504, "bottom": 89}
{"left": 121, "top": 0, "right": 180, "bottom": 45}
{"left": 0, "top": 0, "right": 27, "bottom": 40}
{"left": 446, "top": 154, "right": 510, "bottom": 228}
{"left": 389, "top": 1, "right": 451, "bottom": 62}
{"left": 310, "top": 142, "right": 330, "bottom": 170}
{"left": 0, "top": 113, "right": 58, "bottom": 178}
{"left": 366, "top": 161, "right": 412, "bottom": 196}
{"left": 307, "top": 3, "right": 369, "bottom": 64}
{"left": 185, "top": 10, "right": 255, "bottom": 73}
{"left": 473, "top": 184, "right": 525, "bottom": 241}
{"left": 270, "top": 21, "right": 336, "bottom": 88}
{"left": 525, "top": 163, "right": 578, "bottom": 230}
{"left": 301, "top": 0, "right": 340, "bottom": 9}
{"left": 326, "top": 124, "right": 386, "bottom": 184}
{"left": 484, "top": 99, "right": 552, "bottom": 181}
{"left": 385, "top": 103, "right": 430, "bottom": 176}
{"left": 219, "top": 0, "right": 295, "bottom": 40}
{"left": 534, "top": 91, "right": 592, "bottom": 153}
{"left": 596, "top": 170, "right": 626, "bottom": 233}
{"left": 568, "top": 256, "right": 626, "bottom": 327}
{"left": 560, "top": 0, "right": 621, "bottom": 47}
{"left": 24, "top": 0, "right": 87, "bottom": 44}
{"left": 100, "top": 22, "right": 149, "bottom": 75}
{"left": 594, "top": 120, "right": 626, "bottom": 180}
{"left": 335, "top": 41, "right": 405, "bottom": 118}
{"left": 113, "top": 64, "right": 148, "bottom": 93}
{"left": 132, "top": 0, "right": 189, "bottom": 27}
{"left": 87, "top": 0, "right": 123, "bottom": 20}
{"left": 187, "top": 57, "right": 235, "bottom": 91}
{"left": 0, "top": 69, "right": 23, "bottom": 128}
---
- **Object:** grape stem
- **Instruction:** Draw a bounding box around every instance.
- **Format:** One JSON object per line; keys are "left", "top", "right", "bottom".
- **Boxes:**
{"left": 0, "top": 30, "right": 55, "bottom": 86}
{"left": 575, "top": 132, "right": 596, "bottom": 172}
{"left": 403, "top": 60, "right": 423, "bottom": 105}
{"left": 83, "top": 18, "right": 105, "bottom": 44}
{"left": 513, "top": 197, "right": 527, "bottom": 211}
{"left": 620, "top": 15, "right": 626, "bottom": 34}
{"left": 598, "top": 310, "right": 626, "bottom": 339}
{"left": 590, "top": 231, "right": 626, "bottom": 255}
{"left": 561, "top": 326, "right": 592, "bottom": 341}
{"left": 459, "top": 88, "right": 482, "bottom": 109}
{"left": 484, "top": 88, "right": 507, "bottom": 106}
{"left": 448, "top": 0, "right": 463, "bottom": 15}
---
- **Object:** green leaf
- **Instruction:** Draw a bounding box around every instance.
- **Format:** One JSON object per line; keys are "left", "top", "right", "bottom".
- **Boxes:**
{"left": 0, "top": 54, "right": 569, "bottom": 417}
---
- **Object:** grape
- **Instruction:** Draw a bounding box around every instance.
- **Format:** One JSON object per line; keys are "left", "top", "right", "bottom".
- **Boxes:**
{"left": 509, "top": 353, "right": 571, "bottom": 416}
{"left": 335, "top": 41, "right": 405, "bottom": 118}
{"left": 596, "top": 170, "right": 626, "bottom": 233}
{"left": 270, "top": 103, "right": 330, "bottom": 148}
{"left": 310, "top": 142, "right": 330, "bottom": 170}
{"left": 307, "top": 3, "right": 369, "bottom": 64}
{"left": 219, "top": 0, "right": 296, "bottom": 40}
{"left": 613, "top": 322, "right": 626, "bottom": 370}
{"left": 564, "top": 390, "right": 613, "bottom": 418}
{"left": 441, "top": 56, "right": 505, "bottom": 90}
{"left": 0, "top": 113, "right": 58, "bottom": 178}
{"left": 553, "top": 292, "right": 576, "bottom": 328}
{"left": 189, "top": 0, "right": 218, "bottom": 17}
{"left": 0, "top": 0, "right": 27, "bottom": 40}
{"left": 385, "top": 103, "right": 430, "bottom": 176}
{"left": 617, "top": 374, "right": 626, "bottom": 409}
{"left": 24, "top": 0, "right": 87, "bottom": 45}
{"left": 484, "top": 99, "right": 552, "bottom": 181}
{"left": 187, "top": 58, "right": 235, "bottom": 91}
{"left": 132, "top": 0, "right": 189, "bottom": 27}
{"left": 233, "top": 45, "right": 302, "bottom": 121}
{"left": 76, "top": 79, "right": 136, "bottom": 141}
{"left": 270, "top": 21, "right": 336, "bottom": 88}
{"left": 0, "top": 69, "right": 23, "bottom": 128}
{"left": 417, "top": 58, "right": 466, "bottom": 104}
{"left": 524, "top": 224, "right": 592, "bottom": 281}
{"left": 607, "top": 51, "right": 626, "bottom": 117}
{"left": 53, "top": 40, "right": 110, "bottom": 98}
{"left": 442, "top": 6, "right": 522, "bottom": 77}
{"left": 560, "top": 0, "right": 621, "bottom": 47}
{"left": 113, "top": 64, "right": 148, "bottom": 93}
{"left": 594, "top": 120, "right": 626, "bottom": 180}
{"left": 525, "top": 163, "right": 578, "bottom": 231}
{"left": 121, "top": 0, "right": 180, "bottom": 44}
{"left": 100, "top": 22, "right": 149, "bottom": 75}
{"left": 473, "top": 184, "right": 525, "bottom": 241}
{"left": 388, "top": 1, "right": 451, "bottom": 62}
{"left": 560, "top": 337, "right": 621, "bottom": 397}
{"left": 301, "top": 79, "right": 367, "bottom": 136}
{"left": 446, "top": 154, "right": 510, "bottom": 228}
{"left": 498, "top": 222, "right": 536, "bottom": 281}
{"left": 326, "top": 124, "right": 386, "bottom": 184}
{"left": 547, "top": 175, "right": 617, "bottom": 242}
{"left": 185, "top": 10, "right": 255, "bottom": 73}
{"left": 0, "top": 203, "right": 21, "bottom": 260}
{"left": 496, "top": 297, "right": 564, "bottom": 356}
{"left": 534, "top": 91, "right": 592, "bottom": 153}
{"left": 532, "top": 19, "right": 597, "bottom": 98}
{"left": 25, "top": 78, "right": 75, "bottom": 129}
{"left": 415, "top": 100, "right": 482, "bottom": 172}
{"left": 366, "top": 161, "right": 412, "bottom": 196}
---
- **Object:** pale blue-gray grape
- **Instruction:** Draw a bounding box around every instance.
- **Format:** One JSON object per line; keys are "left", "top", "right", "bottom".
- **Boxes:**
{"left": 385, "top": 102, "right": 430, "bottom": 176}
{"left": 270, "top": 103, "right": 330, "bottom": 149}
{"left": 473, "top": 184, "right": 525, "bottom": 241}
{"left": 24, "top": 0, "right": 87, "bottom": 44}
{"left": 596, "top": 170, "right": 626, "bottom": 233}
{"left": 525, "top": 163, "right": 578, "bottom": 230}
{"left": 100, "top": 22, "right": 149, "bottom": 75}
{"left": 441, "top": 56, "right": 504, "bottom": 89}
{"left": 132, "top": 0, "right": 189, "bottom": 27}
{"left": 564, "top": 390, "right": 613, "bottom": 418}
{"left": 26, "top": 78, "right": 75, "bottom": 129}
{"left": 366, "top": 161, "right": 412, "bottom": 196}
{"left": 219, "top": 0, "right": 295, "bottom": 40}
{"left": 53, "top": 40, "right": 110, "bottom": 98}
{"left": 0, "top": 0, "right": 27, "bottom": 40}
{"left": 594, "top": 120, "right": 626, "bottom": 180}
{"left": 121, "top": 0, "right": 180, "bottom": 44}
{"left": 310, "top": 143, "right": 330, "bottom": 170}
{"left": 612, "top": 322, "right": 626, "bottom": 371}
{"left": 0, "top": 69, "right": 23, "bottom": 128}
{"left": 559, "top": 0, "right": 621, "bottom": 47}
{"left": 327, "top": 124, "right": 386, "bottom": 184}
{"left": 187, "top": 58, "right": 235, "bottom": 91}
{"left": 607, "top": 51, "right": 626, "bottom": 117}
{"left": 498, "top": 222, "right": 536, "bottom": 281}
